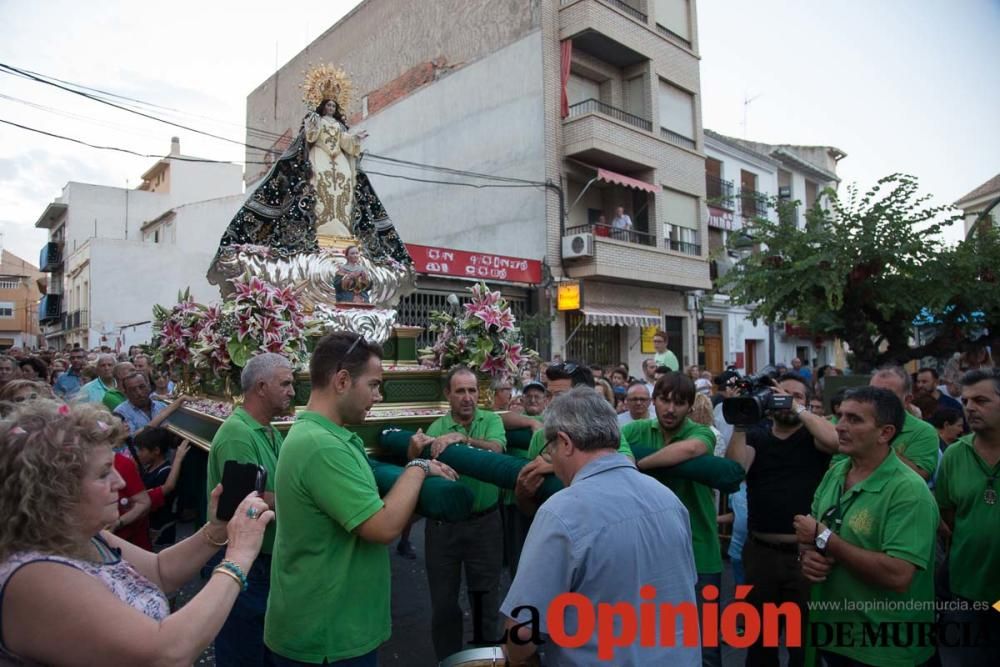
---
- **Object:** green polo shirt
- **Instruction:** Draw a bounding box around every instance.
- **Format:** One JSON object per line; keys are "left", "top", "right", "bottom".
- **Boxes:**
{"left": 621, "top": 418, "right": 721, "bottom": 574}
{"left": 208, "top": 407, "right": 283, "bottom": 554}
{"left": 832, "top": 412, "right": 939, "bottom": 477}
{"left": 525, "top": 425, "right": 634, "bottom": 460}
{"left": 810, "top": 451, "right": 938, "bottom": 667}
{"left": 265, "top": 412, "right": 389, "bottom": 662}
{"left": 934, "top": 434, "right": 1000, "bottom": 602}
{"left": 426, "top": 409, "right": 506, "bottom": 513}
{"left": 102, "top": 388, "right": 126, "bottom": 411}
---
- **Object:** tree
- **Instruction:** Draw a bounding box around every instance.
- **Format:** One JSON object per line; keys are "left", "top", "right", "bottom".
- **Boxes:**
{"left": 717, "top": 173, "right": 969, "bottom": 373}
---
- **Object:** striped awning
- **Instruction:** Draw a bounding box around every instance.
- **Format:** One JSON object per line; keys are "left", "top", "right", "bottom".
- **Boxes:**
{"left": 581, "top": 305, "right": 661, "bottom": 327}
{"left": 597, "top": 168, "right": 661, "bottom": 194}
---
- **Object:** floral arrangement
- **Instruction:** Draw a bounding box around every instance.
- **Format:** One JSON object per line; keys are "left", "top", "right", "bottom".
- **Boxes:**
{"left": 152, "top": 277, "right": 322, "bottom": 386}
{"left": 418, "top": 282, "right": 537, "bottom": 381}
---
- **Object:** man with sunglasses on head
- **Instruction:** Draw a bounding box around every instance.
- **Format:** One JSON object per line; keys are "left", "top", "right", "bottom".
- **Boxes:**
{"left": 793, "top": 387, "right": 937, "bottom": 667}
{"left": 267, "top": 333, "right": 456, "bottom": 666}
{"left": 513, "top": 362, "right": 634, "bottom": 517}
{"left": 407, "top": 365, "right": 507, "bottom": 661}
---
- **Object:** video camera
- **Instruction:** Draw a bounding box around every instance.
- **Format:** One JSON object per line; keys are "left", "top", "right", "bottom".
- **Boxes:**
{"left": 721, "top": 366, "right": 795, "bottom": 426}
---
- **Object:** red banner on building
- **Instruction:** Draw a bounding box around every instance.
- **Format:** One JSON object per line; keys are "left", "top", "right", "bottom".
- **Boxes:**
{"left": 406, "top": 244, "right": 542, "bottom": 284}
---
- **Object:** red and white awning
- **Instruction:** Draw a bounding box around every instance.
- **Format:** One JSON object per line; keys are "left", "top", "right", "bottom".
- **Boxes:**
{"left": 581, "top": 304, "right": 661, "bottom": 327}
{"left": 596, "top": 168, "right": 661, "bottom": 194}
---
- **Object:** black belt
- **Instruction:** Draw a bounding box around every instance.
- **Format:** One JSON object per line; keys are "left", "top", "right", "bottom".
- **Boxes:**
{"left": 750, "top": 534, "right": 799, "bottom": 553}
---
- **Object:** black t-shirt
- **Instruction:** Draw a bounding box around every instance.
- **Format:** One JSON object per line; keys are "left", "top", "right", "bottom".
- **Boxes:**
{"left": 141, "top": 461, "right": 176, "bottom": 534}
{"left": 745, "top": 423, "right": 831, "bottom": 534}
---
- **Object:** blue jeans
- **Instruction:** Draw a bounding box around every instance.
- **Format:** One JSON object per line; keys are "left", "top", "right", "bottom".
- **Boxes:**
{"left": 214, "top": 553, "right": 273, "bottom": 667}
{"left": 270, "top": 650, "right": 377, "bottom": 666}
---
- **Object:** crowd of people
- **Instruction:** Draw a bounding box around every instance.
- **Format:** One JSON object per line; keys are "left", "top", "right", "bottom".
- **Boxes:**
{"left": 1, "top": 333, "right": 998, "bottom": 666}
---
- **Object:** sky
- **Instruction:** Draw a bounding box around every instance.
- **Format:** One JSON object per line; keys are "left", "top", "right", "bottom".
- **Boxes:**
{"left": 1, "top": 0, "right": 998, "bottom": 265}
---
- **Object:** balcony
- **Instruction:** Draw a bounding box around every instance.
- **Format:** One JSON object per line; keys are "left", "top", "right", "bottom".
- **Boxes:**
{"left": 706, "top": 175, "right": 735, "bottom": 210}
{"left": 666, "top": 239, "right": 702, "bottom": 255}
{"left": 39, "top": 241, "right": 62, "bottom": 272}
{"left": 566, "top": 222, "right": 656, "bottom": 248}
{"left": 660, "top": 126, "right": 696, "bottom": 151}
{"left": 61, "top": 309, "right": 89, "bottom": 331}
{"left": 739, "top": 190, "right": 769, "bottom": 219}
{"left": 569, "top": 99, "right": 651, "bottom": 133}
{"left": 38, "top": 294, "right": 62, "bottom": 324}
{"left": 561, "top": 227, "right": 710, "bottom": 290}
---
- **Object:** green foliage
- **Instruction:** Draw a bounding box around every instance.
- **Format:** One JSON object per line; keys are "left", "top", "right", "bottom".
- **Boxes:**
{"left": 717, "top": 174, "right": 966, "bottom": 371}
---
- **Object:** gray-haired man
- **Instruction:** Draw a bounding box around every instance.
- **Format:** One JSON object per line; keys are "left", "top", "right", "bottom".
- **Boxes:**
{"left": 501, "top": 386, "right": 700, "bottom": 666}
{"left": 208, "top": 352, "right": 295, "bottom": 667}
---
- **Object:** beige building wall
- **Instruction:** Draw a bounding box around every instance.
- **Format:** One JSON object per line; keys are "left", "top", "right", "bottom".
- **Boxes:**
{"left": 0, "top": 250, "right": 44, "bottom": 348}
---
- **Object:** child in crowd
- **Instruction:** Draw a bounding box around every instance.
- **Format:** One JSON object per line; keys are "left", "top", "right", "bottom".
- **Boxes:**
{"left": 134, "top": 428, "right": 191, "bottom": 548}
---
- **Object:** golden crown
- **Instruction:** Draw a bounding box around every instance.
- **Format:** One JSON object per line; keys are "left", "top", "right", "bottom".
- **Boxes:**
{"left": 301, "top": 63, "right": 354, "bottom": 113}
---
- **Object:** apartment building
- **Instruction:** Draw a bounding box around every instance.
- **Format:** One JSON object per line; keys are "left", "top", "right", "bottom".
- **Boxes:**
{"left": 245, "top": 0, "right": 709, "bottom": 370}
{"left": 0, "top": 249, "right": 43, "bottom": 350}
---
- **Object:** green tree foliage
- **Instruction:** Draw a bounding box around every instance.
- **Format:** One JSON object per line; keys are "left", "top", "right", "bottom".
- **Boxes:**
{"left": 717, "top": 174, "right": 969, "bottom": 372}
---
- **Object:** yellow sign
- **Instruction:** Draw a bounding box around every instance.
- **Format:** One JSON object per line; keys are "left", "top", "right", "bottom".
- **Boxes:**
{"left": 641, "top": 308, "right": 662, "bottom": 353}
{"left": 557, "top": 281, "right": 581, "bottom": 311}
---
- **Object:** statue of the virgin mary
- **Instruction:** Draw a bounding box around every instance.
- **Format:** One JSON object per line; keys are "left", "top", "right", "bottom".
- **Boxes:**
{"left": 207, "top": 64, "right": 415, "bottom": 342}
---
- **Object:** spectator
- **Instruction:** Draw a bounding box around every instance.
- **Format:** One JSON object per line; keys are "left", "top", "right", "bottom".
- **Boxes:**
{"left": 652, "top": 330, "right": 679, "bottom": 372}
{"left": 685, "top": 364, "right": 701, "bottom": 380}
{"left": 791, "top": 357, "right": 812, "bottom": 383}
{"left": 808, "top": 397, "right": 826, "bottom": 416}
{"left": 928, "top": 407, "right": 964, "bottom": 450}
{"left": 0, "top": 400, "right": 272, "bottom": 665}
{"left": 133, "top": 353, "right": 153, "bottom": 383}
{"left": 103, "top": 361, "right": 135, "bottom": 411}
{"left": 266, "top": 333, "right": 455, "bottom": 664}
{"left": 17, "top": 357, "right": 47, "bottom": 382}
{"left": 135, "top": 429, "right": 191, "bottom": 548}
{"left": 863, "top": 366, "right": 941, "bottom": 481}
{"left": 610, "top": 205, "right": 633, "bottom": 241}
{"left": 641, "top": 358, "right": 657, "bottom": 395}
{"left": 53, "top": 348, "right": 87, "bottom": 399}
{"left": 0, "top": 355, "right": 19, "bottom": 390}
{"left": 594, "top": 377, "right": 616, "bottom": 408}
{"left": 150, "top": 366, "right": 176, "bottom": 401}
{"left": 915, "top": 366, "right": 966, "bottom": 430}
{"left": 47, "top": 357, "right": 66, "bottom": 385}
{"left": 588, "top": 364, "right": 604, "bottom": 380}
{"left": 81, "top": 353, "right": 118, "bottom": 404}
{"left": 113, "top": 372, "right": 188, "bottom": 437}
{"left": 795, "top": 387, "right": 937, "bottom": 667}
{"left": 592, "top": 212, "right": 610, "bottom": 237}
{"left": 618, "top": 381, "right": 653, "bottom": 426}
{"left": 501, "top": 387, "right": 700, "bottom": 666}
{"left": 0, "top": 379, "right": 51, "bottom": 404}
{"left": 490, "top": 377, "right": 513, "bottom": 412}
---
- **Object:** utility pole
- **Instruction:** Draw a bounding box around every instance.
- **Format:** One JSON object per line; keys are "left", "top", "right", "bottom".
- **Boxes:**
{"left": 742, "top": 91, "right": 761, "bottom": 139}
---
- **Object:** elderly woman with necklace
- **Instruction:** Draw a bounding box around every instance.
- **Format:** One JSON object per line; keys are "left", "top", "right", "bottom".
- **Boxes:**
{"left": 0, "top": 400, "right": 272, "bottom": 665}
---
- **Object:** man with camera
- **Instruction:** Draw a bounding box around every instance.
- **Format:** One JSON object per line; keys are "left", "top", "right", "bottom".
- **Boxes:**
{"left": 724, "top": 371, "right": 838, "bottom": 667}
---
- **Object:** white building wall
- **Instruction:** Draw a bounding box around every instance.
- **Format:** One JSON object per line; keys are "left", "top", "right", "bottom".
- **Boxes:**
{"left": 59, "top": 184, "right": 164, "bottom": 255}
{"left": 166, "top": 161, "right": 244, "bottom": 208}
{"left": 357, "top": 32, "right": 547, "bottom": 259}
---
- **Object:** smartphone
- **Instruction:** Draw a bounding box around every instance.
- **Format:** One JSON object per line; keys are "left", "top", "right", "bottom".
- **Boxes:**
{"left": 216, "top": 460, "right": 267, "bottom": 521}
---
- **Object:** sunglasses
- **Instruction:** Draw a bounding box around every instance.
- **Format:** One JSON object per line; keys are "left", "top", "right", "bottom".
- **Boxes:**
{"left": 549, "top": 362, "right": 579, "bottom": 375}
{"left": 335, "top": 334, "right": 366, "bottom": 375}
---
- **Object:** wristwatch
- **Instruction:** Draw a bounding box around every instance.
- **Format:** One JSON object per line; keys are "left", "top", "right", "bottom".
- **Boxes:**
{"left": 406, "top": 458, "right": 431, "bottom": 476}
{"left": 815, "top": 527, "right": 832, "bottom": 554}
{"left": 794, "top": 403, "right": 807, "bottom": 416}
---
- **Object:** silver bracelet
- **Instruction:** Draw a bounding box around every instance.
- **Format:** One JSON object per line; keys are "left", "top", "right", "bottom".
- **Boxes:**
{"left": 406, "top": 458, "right": 431, "bottom": 475}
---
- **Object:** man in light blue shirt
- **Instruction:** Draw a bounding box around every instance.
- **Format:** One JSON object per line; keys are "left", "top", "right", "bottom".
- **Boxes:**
{"left": 113, "top": 372, "right": 187, "bottom": 436}
{"left": 501, "top": 387, "right": 700, "bottom": 666}
{"left": 53, "top": 348, "right": 87, "bottom": 398}
{"left": 80, "top": 354, "right": 117, "bottom": 404}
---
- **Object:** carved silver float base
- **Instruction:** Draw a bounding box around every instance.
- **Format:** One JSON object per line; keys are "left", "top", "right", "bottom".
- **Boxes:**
{"left": 311, "top": 304, "right": 399, "bottom": 344}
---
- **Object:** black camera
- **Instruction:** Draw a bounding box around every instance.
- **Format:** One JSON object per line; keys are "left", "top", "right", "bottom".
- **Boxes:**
{"left": 722, "top": 366, "right": 795, "bottom": 426}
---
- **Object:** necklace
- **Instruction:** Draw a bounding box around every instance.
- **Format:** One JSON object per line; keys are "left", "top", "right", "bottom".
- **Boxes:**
{"left": 971, "top": 443, "right": 1000, "bottom": 505}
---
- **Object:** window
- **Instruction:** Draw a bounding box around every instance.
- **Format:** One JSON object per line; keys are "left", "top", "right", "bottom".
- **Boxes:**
{"left": 565, "top": 311, "right": 622, "bottom": 366}
{"left": 0, "top": 302, "right": 14, "bottom": 319}
{"left": 0, "top": 280, "right": 19, "bottom": 290}
{"left": 658, "top": 79, "right": 695, "bottom": 145}
{"left": 663, "top": 188, "right": 701, "bottom": 255}
{"left": 567, "top": 74, "right": 601, "bottom": 107}
{"left": 154, "top": 230, "right": 160, "bottom": 244}
{"left": 653, "top": 0, "right": 691, "bottom": 41}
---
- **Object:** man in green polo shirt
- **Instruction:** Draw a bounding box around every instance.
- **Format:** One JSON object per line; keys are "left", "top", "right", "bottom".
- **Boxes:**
{"left": 101, "top": 361, "right": 134, "bottom": 411}
{"left": 621, "top": 371, "right": 721, "bottom": 667}
{"left": 207, "top": 352, "right": 294, "bottom": 667}
{"left": 514, "top": 363, "right": 633, "bottom": 517}
{"left": 266, "top": 333, "right": 455, "bottom": 665}
{"left": 407, "top": 365, "right": 506, "bottom": 661}
{"left": 935, "top": 368, "right": 1000, "bottom": 665}
{"left": 794, "top": 387, "right": 938, "bottom": 667}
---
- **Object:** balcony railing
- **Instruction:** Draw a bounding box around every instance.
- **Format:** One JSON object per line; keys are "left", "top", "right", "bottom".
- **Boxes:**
{"left": 656, "top": 23, "right": 691, "bottom": 48}
{"left": 739, "top": 190, "right": 769, "bottom": 219}
{"left": 568, "top": 98, "right": 652, "bottom": 132}
{"left": 706, "top": 175, "right": 735, "bottom": 209}
{"left": 660, "top": 126, "right": 696, "bottom": 150}
{"left": 566, "top": 223, "right": 656, "bottom": 248}
{"left": 666, "top": 240, "right": 702, "bottom": 255}
{"left": 61, "top": 309, "right": 89, "bottom": 331}
{"left": 39, "top": 241, "right": 62, "bottom": 272}
{"left": 603, "top": 0, "right": 646, "bottom": 22}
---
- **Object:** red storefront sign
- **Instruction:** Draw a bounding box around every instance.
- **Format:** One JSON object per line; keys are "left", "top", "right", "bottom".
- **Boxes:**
{"left": 406, "top": 244, "right": 542, "bottom": 284}
{"left": 707, "top": 206, "right": 736, "bottom": 231}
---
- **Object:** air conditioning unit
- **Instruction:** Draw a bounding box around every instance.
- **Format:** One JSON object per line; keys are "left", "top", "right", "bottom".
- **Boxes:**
{"left": 562, "top": 233, "right": 594, "bottom": 259}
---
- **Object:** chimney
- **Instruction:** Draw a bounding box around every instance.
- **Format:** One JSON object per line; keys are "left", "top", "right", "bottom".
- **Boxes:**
{"left": 170, "top": 137, "right": 180, "bottom": 156}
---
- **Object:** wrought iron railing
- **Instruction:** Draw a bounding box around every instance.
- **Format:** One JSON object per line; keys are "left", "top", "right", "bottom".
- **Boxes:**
{"left": 61, "top": 309, "right": 89, "bottom": 331}
{"left": 568, "top": 98, "right": 652, "bottom": 132}
{"left": 660, "top": 126, "right": 696, "bottom": 149}
{"left": 567, "top": 223, "right": 656, "bottom": 247}
{"left": 656, "top": 23, "right": 691, "bottom": 47}
{"left": 603, "top": 0, "right": 646, "bottom": 22}
{"left": 666, "top": 240, "right": 702, "bottom": 255}
{"left": 706, "top": 175, "right": 735, "bottom": 209}
{"left": 739, "top": 190, "right": 769, "bottom": 219}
